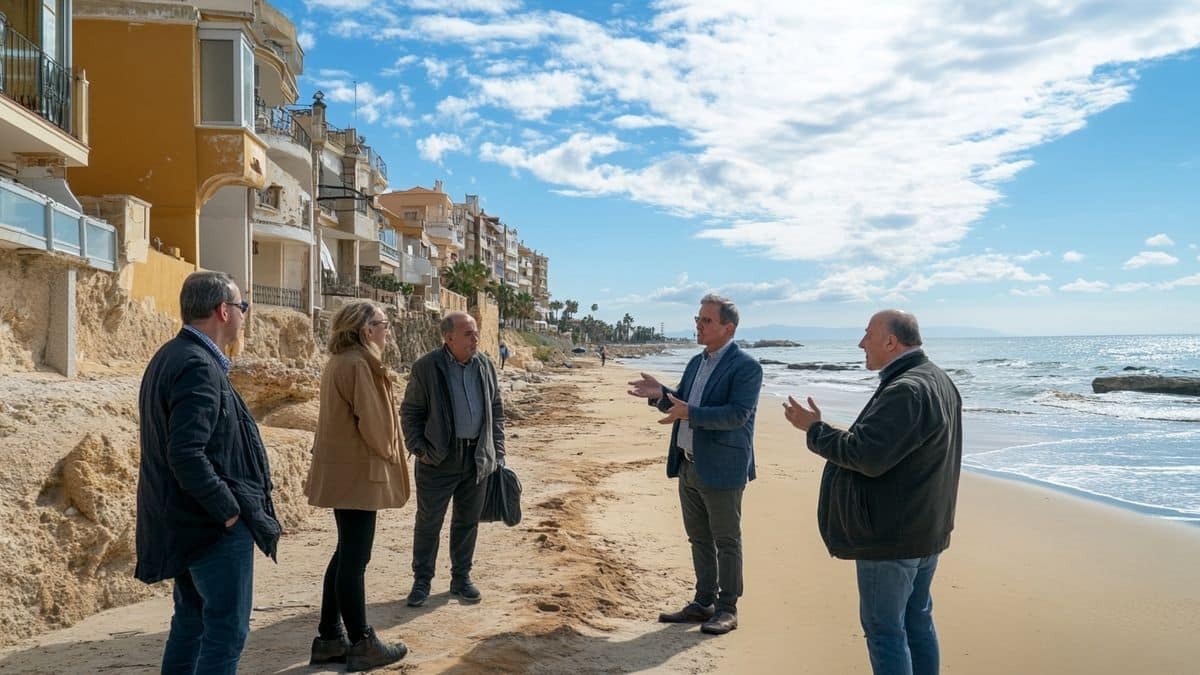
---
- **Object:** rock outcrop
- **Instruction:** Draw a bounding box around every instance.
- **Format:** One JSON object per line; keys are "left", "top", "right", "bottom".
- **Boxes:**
{"left": 1092, "top": 376, "right": 1200, "bottom": 396}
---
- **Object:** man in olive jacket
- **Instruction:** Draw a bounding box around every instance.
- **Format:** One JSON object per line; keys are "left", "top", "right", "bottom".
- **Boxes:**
{"left": 784, "top": 310, "right": 961, "bottom": 675}
{"left": 136, "top": 271, "right": 280, "bottom": 674}
{"left": 400, "top": 312, "right": 505, "bottom": 606}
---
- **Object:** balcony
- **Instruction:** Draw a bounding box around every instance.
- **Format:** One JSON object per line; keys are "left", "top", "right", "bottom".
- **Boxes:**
{"left": 424, "top": 219, "right": 463, "bottom": 250}
{"left": 251, "top": 283, "right": 306, "bottom": 312}
{"left": 397, "top": 252, "right": 434, "bottom": 285}
{"left": 255, "top": 104, "right": 311, "bottom": 179}
{"left": 0, "top": 15, "right": 88, "bottom": 166}
{"left": 195, "top": 126, "right": 268, "bottom": 203}
{"left": 252, "top": 189, "right": 313, "bottom": 244}
{"left": 0, "top": 178, "right": 117, "bottom": 271}
{"left": 357, "top": 144, "right": 387, "bottom": 182}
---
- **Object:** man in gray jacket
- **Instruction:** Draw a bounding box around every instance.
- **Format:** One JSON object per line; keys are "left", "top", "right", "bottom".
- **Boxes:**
{"left": 401, "top": 312, "right": 505, "bottom": 607}
{"left": 784, "top": 310, "right": 961, "bottom": 675}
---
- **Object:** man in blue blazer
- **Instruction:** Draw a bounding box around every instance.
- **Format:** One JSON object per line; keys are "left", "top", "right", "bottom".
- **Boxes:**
{"left": 628, "top": 294, "right": 763, "bottom": 635}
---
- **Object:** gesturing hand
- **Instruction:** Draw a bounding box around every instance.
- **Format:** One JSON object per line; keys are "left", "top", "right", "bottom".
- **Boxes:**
{"left": 657, "top": 393, "right": 689, "bottom": 424}
{"left": 782, "top": 395, "right": 822, "bottom": 431}
{"left": 627, "top": 372, "right": 664, "bottom": 400}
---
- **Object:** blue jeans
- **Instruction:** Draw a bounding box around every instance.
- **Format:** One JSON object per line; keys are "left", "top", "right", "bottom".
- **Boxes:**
{"left": 856, "top": 554, "right": 940, "bottom": 675}
{"left": 161, "top": 520, "right": 255, "bottom": 675}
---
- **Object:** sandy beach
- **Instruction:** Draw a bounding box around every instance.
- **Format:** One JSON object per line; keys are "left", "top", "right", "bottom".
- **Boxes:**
{"left": 2, "top": 358, "right": 1199, "bottom": 674}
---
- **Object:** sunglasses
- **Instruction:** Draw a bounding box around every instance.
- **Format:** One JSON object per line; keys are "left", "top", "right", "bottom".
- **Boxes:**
{"left": 694, "top": 315, "right": 717, "bottom": 325}
{"left": 224, "top": 300, "right": 250, "bottom": 314}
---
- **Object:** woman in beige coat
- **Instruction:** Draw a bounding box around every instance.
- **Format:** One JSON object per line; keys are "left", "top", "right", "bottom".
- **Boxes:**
{"left": 305, "top": 301, "right": 410, "bottom": 671}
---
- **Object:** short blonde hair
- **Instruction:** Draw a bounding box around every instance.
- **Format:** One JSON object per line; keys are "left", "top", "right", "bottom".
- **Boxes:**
{"left": 328, "top": 301, "right": 382, "bottom": 354}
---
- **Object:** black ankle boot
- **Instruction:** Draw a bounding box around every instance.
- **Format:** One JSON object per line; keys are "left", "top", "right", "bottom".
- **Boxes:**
{"left": 346, "top": 627, "right": 408, "bottom": 672}
{"left": 309, "top": 633, "right": 351, "bottom": 665}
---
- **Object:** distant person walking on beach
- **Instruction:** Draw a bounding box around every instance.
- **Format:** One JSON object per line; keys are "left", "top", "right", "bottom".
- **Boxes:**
{"left": 401, "top": 312, "right": 506, "bottom": 607}
{"left": 627, "top": 294, "right": 763, "bottom": 635}
{"left": 134, "top": 271, "right": 279, "bottom": 674}
{"left": 305, "top": 301, "right": 410, "bottom": 670}
{"left": 783, "top": 310, "right": 962, "bottom": 675}
{"left": 599, "top": 345, "right": 607, "bottom": 366}
{"left": 499, "top": 342, "right": 510, "bottom": 370}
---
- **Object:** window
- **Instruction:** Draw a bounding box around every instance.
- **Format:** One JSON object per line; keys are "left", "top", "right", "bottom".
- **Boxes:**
{"left": 199, "top": 29, "right": 255, "bottom": 127}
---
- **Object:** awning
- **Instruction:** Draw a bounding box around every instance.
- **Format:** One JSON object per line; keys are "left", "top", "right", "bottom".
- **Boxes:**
{"left": 320, "top": 239, "right": 336, "bottom": 272}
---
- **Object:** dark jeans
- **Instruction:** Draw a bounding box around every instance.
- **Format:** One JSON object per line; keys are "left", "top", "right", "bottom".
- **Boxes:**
{"left": 318, "top": 509, "right": 378, "bottom": 644}
{"left": 856, "top": 554, "right": 941, "bottom": 675}
{"left": 161, "top": 520, "right": 255, "bottom": 675}
{"left": 412, "top": 441, "right": 486, "bottom": 585}
{"left": 678, "top": 457, "right": 744, "bottom": 613}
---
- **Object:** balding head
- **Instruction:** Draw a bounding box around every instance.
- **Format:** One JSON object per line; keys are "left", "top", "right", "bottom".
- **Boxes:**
{"left": 860, "top": 309, "right": 923, "bottom": 371}
{"left": 441, "top": 311, "right": 479, "bottom": 363}
{"left": 873, "top": 309, "right": 923, "bottom": 348}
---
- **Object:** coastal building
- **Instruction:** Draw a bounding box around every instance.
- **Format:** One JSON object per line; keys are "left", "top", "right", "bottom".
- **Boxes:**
{"left": 531, "top": 250, "right": 550, "bottom": 320}
{"left": 377, "top": 180, "right": 462, "bottom": 280}
{"left": 1, "top": 0, "right": 120, "bottom": 375}
{"left": 517, "top": 242, "right": 533, "bottom": 297}
{"left": 69, "top": 0, "right": 314, "bottom": 321}
{"left": 292, "top": 94, "right": 389, "bottom": 309}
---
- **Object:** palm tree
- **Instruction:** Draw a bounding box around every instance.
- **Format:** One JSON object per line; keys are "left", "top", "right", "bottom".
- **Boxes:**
{"left": 548, "top": 300, "right": 563, "bottom": 322}
{"left": 621, "top": 313, "right": 634, "bottom": 342}
{"left": 487, "top": 281, "right": 516, "bottom": 324}
{"left": 590, "top": 303, "right": 599, "bottom": 313}
{"left": 440, "top": 259, "right": 491, "bottom": 302}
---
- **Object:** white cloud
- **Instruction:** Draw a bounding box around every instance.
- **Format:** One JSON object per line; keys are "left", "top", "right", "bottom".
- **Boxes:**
{"left": 1060, "top": 278, "right": 1109, "bottom": 293}
{"left": 1062, "top": 250, "right": 1084, "bottom": 263}
{"left": 1161, "top": 273, "right": 1200, "bottom": 290}
{"left": 405, "top": 0, "right": 521, "bottom": 14}
{"left": 473, "top": 70, "right": 588, "bottom": 120}
{"left": 891, "top": 254, "right": 1050, "bottom": 294}
{"left": 1014, "top": 250, "right": 1050, "bottom": 262}
{"left": 417, "top": 133, "right": 465, "bottom": 163}
{"left": 307, "top": 0, "right": 373, "bottom": 10}
{"left": 1011, "top": 285, "right": 1051, "bottom": 297}
{"left": 1114, "top": 282, "right": 1152, "bottom": 292}
{"left": 362, "top": 3, "right": 1200, "bottom": 273}
{"left": 423, "top": 57, "right": 451, "bottom": 86}
{"left": 310, "top": 75, "right": 400, "bottom": 126}
{"left": 381, "top": 55, "right": 418, "bottom": 77}
{"left": 612, "top": 114, "right": 671, "bottom": 129}
{"left": 1145, "top": 233, "right": 1175, "bottom": 247}
{"left": 1123, "top": 251, "right": 1179, "bottom": 269}
{"left": 298, "top": 31, "right": 316, "bottom": 51}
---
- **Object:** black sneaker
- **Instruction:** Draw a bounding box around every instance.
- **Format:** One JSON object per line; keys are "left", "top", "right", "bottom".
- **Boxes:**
{"left": 406, "top": 581, "right": 431, "bottom": 607}
{"left": 449, "top": 577, "right": 482, "bottom": 603}
{"left": 346, "top": 627, "right": 407, "bottom": 672}
{"left": 309, "top": 633, "right": 351, "bottom": 665}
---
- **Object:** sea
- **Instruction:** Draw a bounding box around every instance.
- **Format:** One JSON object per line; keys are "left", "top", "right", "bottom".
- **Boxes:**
{"left": 625, "top": 335, "right": 1200, "bottom": 523}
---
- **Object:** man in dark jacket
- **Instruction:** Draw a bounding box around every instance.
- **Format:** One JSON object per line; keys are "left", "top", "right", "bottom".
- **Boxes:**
{"left": 400, "top": 311, "right": 505, "bottom": 607}
{"left": 628, "top": 294, "right": 763, "bottom": 636}
{"left": 136, "top": 270, "right": 280, "bottom": 674}
{"left": 783, "top": 310, "right": 961, "bottom": 675}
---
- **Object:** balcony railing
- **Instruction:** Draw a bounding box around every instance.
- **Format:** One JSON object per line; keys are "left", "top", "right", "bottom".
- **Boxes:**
{"left": 1, "top": 178, "right": 117, "bottom": 271}
{"left": 254, "top": 103, "right": 311, "bottom": 150}
{"left": 252, "top": 283, "right": 306, "bottom": 312}
{"left": 0, "top": 14, "right": 73, "bottom": 135}
{"left": 359, "top": 145, "right": 387, "bottom": 181}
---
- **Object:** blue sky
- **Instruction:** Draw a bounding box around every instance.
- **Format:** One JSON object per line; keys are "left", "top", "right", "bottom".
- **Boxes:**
{"left": 280, "top": 0, "right": 1200, "bottom": 336}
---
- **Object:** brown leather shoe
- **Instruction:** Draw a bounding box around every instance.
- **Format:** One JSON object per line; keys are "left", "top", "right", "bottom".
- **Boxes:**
{"left": 658, "top": 601, "right": 716, "bottom": 623}
{"left": 346, "top": 627, "right": 408, "bottom": 672}
{"left": 700, "top": 610, "right": 738, "bottom": 635}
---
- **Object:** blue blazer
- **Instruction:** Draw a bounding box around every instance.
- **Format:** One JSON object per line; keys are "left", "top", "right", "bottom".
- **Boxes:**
{"left": 653, "top": 342, "right": 763, "bottom": 489}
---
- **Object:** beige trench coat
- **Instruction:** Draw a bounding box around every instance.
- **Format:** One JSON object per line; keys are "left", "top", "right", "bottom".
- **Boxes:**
{"left": 305, "top": 346, "right": 411, "bottom": 510}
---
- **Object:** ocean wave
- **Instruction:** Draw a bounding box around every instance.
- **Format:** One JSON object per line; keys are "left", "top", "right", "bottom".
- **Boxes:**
{"left": 965, "top": 406, "right": 1036, "bottom": 415}
{"left": 1032, "top": 390, "right": 1200, "bottom": 423}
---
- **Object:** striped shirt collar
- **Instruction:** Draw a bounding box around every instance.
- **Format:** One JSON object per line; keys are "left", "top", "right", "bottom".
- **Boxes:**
{"left": 702, "top": 339, "right": 734, "bottom": 363}
{"left": 183, "top": 325, "right": 232, "bottom": 374}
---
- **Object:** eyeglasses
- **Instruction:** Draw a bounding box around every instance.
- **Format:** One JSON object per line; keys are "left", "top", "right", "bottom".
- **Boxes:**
{"left": 694, "top": 315, "right": 717, "bottom": 325}
{"left": 224, "top": 300, "right": 250, "bottom": 314}
{"left": 369, "top": 320, "right": 391, "bottom": 329}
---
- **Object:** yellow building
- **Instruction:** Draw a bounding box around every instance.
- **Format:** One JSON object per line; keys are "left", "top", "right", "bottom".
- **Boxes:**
{"left": 69, "top": 0, "right": 313, "bottom": 315}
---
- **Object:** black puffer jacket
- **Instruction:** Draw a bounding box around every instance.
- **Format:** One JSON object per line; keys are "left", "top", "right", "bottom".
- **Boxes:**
{"left": 806, "top": 351, "right": 962, "bottom": 560}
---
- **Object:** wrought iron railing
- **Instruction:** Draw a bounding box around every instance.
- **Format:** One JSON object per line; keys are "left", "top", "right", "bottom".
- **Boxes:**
{"left": 254, "top": 103, "right": 311, "bottom": 150}
{"left": 0, "top": 14, "right": 73, "bottom": 135}
{"left": 252, "top": 283, "right": 305, "bottom": 311}
{"left": 360, "top": 145, "right": 387, "bottom": 181}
